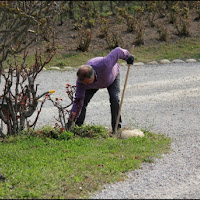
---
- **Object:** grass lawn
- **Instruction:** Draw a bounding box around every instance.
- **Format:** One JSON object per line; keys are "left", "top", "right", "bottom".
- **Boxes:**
{"left": 0, "top": 127, "right": 171, "bottom": 199}
{"left": 6, "top": 35, "right": 200, "bottom": 70}
{"left": 46, "top": 35, "right": 200, "bottom": 68}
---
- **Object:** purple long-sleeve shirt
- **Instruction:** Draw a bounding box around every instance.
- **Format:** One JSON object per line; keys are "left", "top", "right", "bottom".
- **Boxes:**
{"left": 71, "top": 47, "right": 130, "bottom": 119}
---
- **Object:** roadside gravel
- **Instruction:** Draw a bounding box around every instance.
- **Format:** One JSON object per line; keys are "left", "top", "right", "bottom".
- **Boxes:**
{"left": 26, "top": 62, "right": 200, "bottom": 198}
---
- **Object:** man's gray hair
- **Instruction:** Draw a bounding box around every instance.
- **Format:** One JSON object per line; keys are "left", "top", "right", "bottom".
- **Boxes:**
{"left": 77, "top": 65, "right": 94, "bottom": 81}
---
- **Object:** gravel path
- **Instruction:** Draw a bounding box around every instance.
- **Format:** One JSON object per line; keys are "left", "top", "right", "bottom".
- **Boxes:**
{"left": 22, "top": 62, "right": 200, "bottom": 198}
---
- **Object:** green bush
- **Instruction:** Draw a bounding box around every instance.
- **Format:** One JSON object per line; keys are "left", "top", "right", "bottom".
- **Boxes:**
{"left": 26, "top": 124, "right": 108, "bottom": 140}
{"left": 58, "top": 130, "right": 74, "bottom": 140}
{"left": 33, "top": 126, "right": 61, "bottom": 139}
{"left": 70, "top": 124, "right": 108, "bottom": 139}
{"left": 77, "top": 28, "right": 92, "bottom": 52}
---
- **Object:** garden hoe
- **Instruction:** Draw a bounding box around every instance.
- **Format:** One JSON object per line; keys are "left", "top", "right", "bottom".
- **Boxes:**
{"left": 114, "top": 45, "right": 135, "bottom": 136}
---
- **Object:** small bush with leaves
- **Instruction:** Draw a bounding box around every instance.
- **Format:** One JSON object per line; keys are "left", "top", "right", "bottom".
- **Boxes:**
{"left": 105, "top": 32, "right": 123, "bottom": 49}
{"left": 194, "top": 1, "right": 200, "bottom": 21}
{"left": 98, "top": 17, "right": 109, "bottom": 38}
{"left": 29, "top": 124, "right": 107, "bottom": 140}
{"left": 174, "top": 6, "right": 191, "bottom": 37}
{"left": 156, "top": 24, "right": 169, "bottom": 42}
{"left": 134, "top": 22, "right": 145, "bottom": 46}
{"left": 58, "top": 130, "right": 74, "bottom": 141}
{"left": 77, "top": 28, "right": 92, "bottom": 52}
{"left": 116, "top": 7, "right": 137, "bottom": 33}
{"left": 29, "top": 125, "right": 73, "bottom": 140}
{"left": 32, "top": 125, "right": 62, "bottom": 139}
{"left": 145, "top": 1, "right": 158, "bottom": 27}
{"left": 70, "top": 124, "right": 108, "bottom": 139}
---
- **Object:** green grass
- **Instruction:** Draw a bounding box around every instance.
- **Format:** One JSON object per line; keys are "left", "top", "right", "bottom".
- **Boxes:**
{"left": 46, "top": 36, "right": 200, "bottom": 68}
{"left": 0, "top": 127, "right": 171, "bottom": 199}
{"left": 4, "top": 36, "right": 200, "bottom": 69}
{"left": 134, "top": 36, "right": 200, "bottom": 63}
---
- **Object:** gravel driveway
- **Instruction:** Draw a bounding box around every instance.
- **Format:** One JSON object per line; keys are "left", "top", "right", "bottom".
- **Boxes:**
{"left": 18, "top": 62, "right": 200, "bottom": 198}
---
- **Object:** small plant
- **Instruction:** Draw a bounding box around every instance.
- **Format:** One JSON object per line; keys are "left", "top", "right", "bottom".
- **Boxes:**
{"left": 56, "top": 61, "right": 66, "bottom": 67}
{"left": 174, "top": 5, "right": 191, "bottom": 37}
{"left": 48, "top": 83, "right": 76, "bottom": 129}
{"left": 98, "top": 17, "right": 109, "bottom": 38}
{"left": 134, "top": 22, "right": 145, "bottom": 46}
{"left": 156, "top": 24, "right": 169, "bottom": 42}
{"left": 58, "top": 130, "right": 74, "bottom": 140}
{"left": 194, "top": 1, "right": 200, "bottom": 21}
{"left": 33, "top": 125, "right": 61, "bottom": 139}
{"left": 29, "top": 124, "right": 107, "bottom": 140}
{"left": 105, "top": 32, "right": 123, "bottom": 49}
{"left": 167, "top": 2, "right": 191, "bottom": 37}
{"left": 116, "top": 7, "right": 137, "bottom": 33}
{"left": 77, "top": 28, "right": 92, "bottom": 52}
{"left": 145, "top": 1, "right": 158, "bottom": 27}
{"left": 70, "top": 124, "right": 108, "bottom": 138}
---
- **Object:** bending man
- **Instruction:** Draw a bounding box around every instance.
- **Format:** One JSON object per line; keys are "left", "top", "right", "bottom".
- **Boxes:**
{"left": 67, "top": 47, "right": 134, "bottom": 133}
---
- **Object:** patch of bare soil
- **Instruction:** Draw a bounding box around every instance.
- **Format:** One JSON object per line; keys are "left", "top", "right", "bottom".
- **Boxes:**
{"left": 29, "top": 11, "right": 200, "bottom": 54}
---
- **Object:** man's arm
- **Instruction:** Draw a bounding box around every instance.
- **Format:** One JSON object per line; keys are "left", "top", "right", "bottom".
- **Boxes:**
{"left": 103, "top": 47, "right": 130, "bottom": 68}
{"left": 69, "top": 81, "right": 86, "bottom": 121}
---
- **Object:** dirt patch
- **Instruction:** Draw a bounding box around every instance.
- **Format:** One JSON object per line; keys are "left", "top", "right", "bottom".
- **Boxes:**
{"left": 28, "top": 11, "right": 200, "bottom": 55}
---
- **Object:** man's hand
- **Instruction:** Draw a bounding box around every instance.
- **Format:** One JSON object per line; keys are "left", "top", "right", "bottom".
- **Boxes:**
{"left": 126, "top": 55, "right": 134, "bottom": 65}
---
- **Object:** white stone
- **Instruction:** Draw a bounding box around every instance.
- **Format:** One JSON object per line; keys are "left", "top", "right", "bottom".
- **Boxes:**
{"left": 120, "top": 129, "right": 144, "bottom": 139}
{"left": 63, "top": 66, "right": 74, "bottom": 70}
{"left": 160, "top": 59, "right": 171, "bottom": 64}
{"left": 172, "top": 59, "right": 185, "bottom": 63}
{"left": 49, "top": 66, "right": 61, "bottom": 70}
{"left": 147, "top": 61, "right": 159, "bottom": 65}
{"left": 134, "top": 62, "right": 144, "bottom": 66}
{"left": 186, "top": 59, "right": 197, "bottom": 63}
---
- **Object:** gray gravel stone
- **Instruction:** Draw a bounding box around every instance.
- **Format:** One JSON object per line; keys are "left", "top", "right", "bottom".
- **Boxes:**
{"left": 172, "top": 59, "right": 185, "bottom": 63}
{"left": 134, "top": 62, "right": 144, "bottom": 66}
{"left": 147, "top": 61, "right": 158, "bottom": 65}
{"left": 49, "top": 66, "right": 61, "bottom": 70}
{"left": 160, "top": 59, "right": 171, "bottom": 64}
{"left": 186, "top": 59, "right": 197, "bottom": 63}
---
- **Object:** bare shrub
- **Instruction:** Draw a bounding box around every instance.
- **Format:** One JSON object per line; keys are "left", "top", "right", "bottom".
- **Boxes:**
{"left": 0, "top": 1, "right": 58, "bottom": 67}
{"left": 0, "top": 51, "right": 55, "bottom": 136}
{"left": 48, "top": 83, "right": 76, "bottom": 129}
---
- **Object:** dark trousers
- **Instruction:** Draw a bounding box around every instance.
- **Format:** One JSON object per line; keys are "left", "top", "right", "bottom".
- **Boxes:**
{"left": 75, "top": 74, "right": 122, "bottom": 132}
